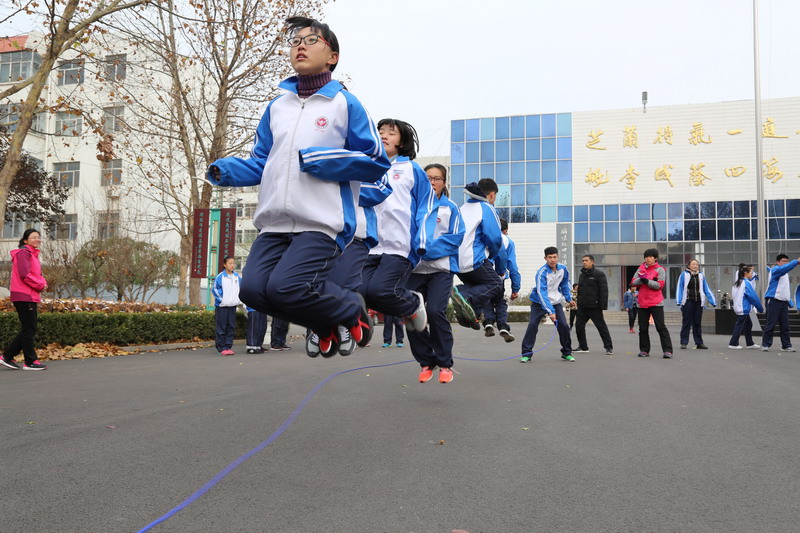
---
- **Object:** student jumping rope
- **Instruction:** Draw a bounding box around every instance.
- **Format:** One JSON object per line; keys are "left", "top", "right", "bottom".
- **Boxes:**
{"left": 520, "top": 246, "right": 575, "bottom": 363}
{"left": 450, "top": 179, "right": 506, "bottom": 330}
{"left": 728, "top": 264, "right": 763, "bottom": 349}
{"left": 358, "top": 119, "right": 433, "bottom": 335}
{"left": 213, "top": 257, "right": 241, "bottom": 356}
{"left": 482, "top": 218, "right": 520, "bottom": 343}
{"left": 207, "top": 16, "right": 390, "bottom": 358}
{"left": 405, "top": 163, "right": 465, "bottom": 384}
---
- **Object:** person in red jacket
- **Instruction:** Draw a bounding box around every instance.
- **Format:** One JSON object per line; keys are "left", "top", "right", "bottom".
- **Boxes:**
{"left": 631, "top": 248, "right": 673, "bottom": 359}
{"left": 1, "top": 229, "right": 48, "bottom": 370}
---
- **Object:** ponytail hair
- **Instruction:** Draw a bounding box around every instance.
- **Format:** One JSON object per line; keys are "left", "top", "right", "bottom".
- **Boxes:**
{"left": 735, "top": 263, "right": 752, "bottom": 288}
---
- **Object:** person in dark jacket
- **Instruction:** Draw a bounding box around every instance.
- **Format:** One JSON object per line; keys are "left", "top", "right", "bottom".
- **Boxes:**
{"left": 573, "top": 255, "right": 614, "bottom": 355}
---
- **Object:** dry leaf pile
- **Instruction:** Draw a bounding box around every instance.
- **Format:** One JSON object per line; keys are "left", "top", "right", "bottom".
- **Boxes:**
{"left": 38, "top": 343, "right": 129, "bottom": 361}
{"left": 0, "top": 299, "right": 173, "bottom": 313}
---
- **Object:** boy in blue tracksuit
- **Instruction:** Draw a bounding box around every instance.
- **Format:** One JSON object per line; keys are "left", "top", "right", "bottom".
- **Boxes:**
{"left": 761, "top": 254, "right": 799, "bottom": 352}
{"left": 483, "top": 218, "right": 521, "bottom": 343}
{"left": 406, "top": 163, "right": 465, "bottom": 384}
{"left": 520, "top": 246, "right": 575, "bottom": 362}
{"left": 207, "top": 17, "right": 390, "bottom": 358}
{"left": 359, "top": 119, "right": 434, "bottom": 334}
{"left": 451, "top": 179, "right": 506, "bottom": 329}
{"left": 728, "top": 264, "right": 764, "bottom": 349}
{"left": 213, "top": 257, "right": 242, "bottom": 355}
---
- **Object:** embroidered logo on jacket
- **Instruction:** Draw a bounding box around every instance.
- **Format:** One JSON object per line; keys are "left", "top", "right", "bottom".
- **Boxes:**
{"left": 314, "top": 116, "right": 329, "bottom": 131}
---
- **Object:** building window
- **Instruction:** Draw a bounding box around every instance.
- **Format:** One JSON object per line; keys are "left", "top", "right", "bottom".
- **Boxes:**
{"left": 102, "top": 106, "right": 125, "bottom": 132}
{"left": 0, "top": 50, "right": 42, "bottom": 82}
{"left": 235, "top": 203, "right": 257, "bottom": 218}
{"left": 57, "top": 60, "right": 83, "bottom": 85}
{"left": 55, "top": 111, "right": 82, "bottom": 136}
{"left": 53, "top": 161, "right": 80, "bottom": 188}
{"left": 0, "top": 104, "right": 45, "bottom": 133}
{"left": 103, "top": 54, "right": 127, "bottom": 81}
{"left": 49, "top": 214, "right": 78, "bottom": 240}
{"left": 235, "top": 228, "right": 258, "bottom": 244}
{"left": 97, "top": 211, "right": 120, "bottom": 240}
{"left": 101, "top": 159, "right": 122, "bottom": 186}
{"left": 2, "top": 212, "right": 40, "bottom": 240}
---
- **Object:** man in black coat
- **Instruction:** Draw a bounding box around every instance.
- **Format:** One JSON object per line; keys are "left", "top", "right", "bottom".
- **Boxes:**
{"left": 574, "top": 255, "right": 614, "bottom": 355}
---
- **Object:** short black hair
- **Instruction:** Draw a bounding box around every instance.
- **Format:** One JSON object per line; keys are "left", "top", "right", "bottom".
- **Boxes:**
{"left": 776, "top": 253, "right": 789, "bottom": 262}
{"left": 643, "top": 248, "right": 659, "bottom": 260}
{"left": 377, "top": 118, "right": 419, "bottom": 159}
{"left": 583, "top": 254, "right": 594, "bottom": 262}
{"left": 223, "top": 256, "right": 235, "bottom": 264}
{"left": 285, "top": 16, "right": 340, "bottom": 71}
{"left": 18, "top": 228, "right": 40, "bottom": 248}
{"left": 500, "top": 218, "right": 508, "bottom": 232}
{"left": 478, "top": 178, "right": 498, "bottom": 195}
{"left": 544, "top": 246, "right": 558, "bottom": 257}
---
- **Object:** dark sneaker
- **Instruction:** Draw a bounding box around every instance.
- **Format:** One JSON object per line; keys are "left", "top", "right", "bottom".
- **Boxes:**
{"left": 1, "top": 356, "right": 21, "bottom": 370}
{"left": 337, "top": 325, "right": 356, "bottom": 356}
{"left": 499, "top": 329, "right": 515, "bottom": 343}
{"left": 404, "top": 291, "right": 427, "bottom": 332}
{"left": 562, "top": 354, "right": 576, "bottom": 362}
{"left": 573, "top": 348, "right": 589, "bottom": 354}
{"left": 450, "top": 286, "right": 477, "bottom": 328}
{"left": 246, "top": 348, "right": 264, "bottom": 354}
{"left": 696, "top": 344, "right": 708, "bottom": 350}
{"left": 663, "top": 352, "right": 673, "bottom": 359}
{"left": 306, "top": 332, "right": 321, "bottom": 358}
{"left": 680, "top": 344, "right": 687, "bottom": 349}
{"left": 783, "top": 347, "right": 797, "bottom": 352}
{"left": 272, "top": 345, "right": 291, "bottom": 351}
{"left": 605, "top": 349, "right": 614, "bottom": 355}
{"left": 23, "top": 360, "right": 47, "bottom": 371}
{"left": 318, "top": 330, "right": 339, "bottom": 358}
{"left": 484, "top": 324, "right": 496, "bottom": 337}
{"left": 637, "top": 352, "right": 649, "bottom": 357}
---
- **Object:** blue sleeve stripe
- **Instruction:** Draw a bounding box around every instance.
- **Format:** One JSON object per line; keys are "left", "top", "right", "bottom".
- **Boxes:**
{"left": 303, "top": 152, "right": 373, "bottom": 163}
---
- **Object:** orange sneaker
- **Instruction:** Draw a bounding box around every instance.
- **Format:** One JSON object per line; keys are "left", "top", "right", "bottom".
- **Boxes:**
{"left": 439, "top": 367, "right": 453, "bottom": 384}
{"left": 418, "top": 366, "right": 434, "bottom": 383}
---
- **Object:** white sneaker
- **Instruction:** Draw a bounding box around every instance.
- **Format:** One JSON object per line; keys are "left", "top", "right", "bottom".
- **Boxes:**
{"left": 305, "top": 332, "right": 320, "bottom": 358}
{"left": 746, "top": 344, "right": 761, "bottom": 349}
{"left": 573, "top": 349, "right": 590, "bottom": 354}
{"left": 728, "top": 345, "right": 743, "bottom": 350}
{"left": 761, "top": 346, "right": 770, "bottom": 352}
{"left": 499, "top": 329, "right": 515, "bottom": 343}
{"left": 782, "top": 347, "right": 797, "bottom": 352}
{"left": 337, "top": 325, "right": 356, "bottom": 356}
{"left": 404, "top": 291, "right": 427, "bottom": 332}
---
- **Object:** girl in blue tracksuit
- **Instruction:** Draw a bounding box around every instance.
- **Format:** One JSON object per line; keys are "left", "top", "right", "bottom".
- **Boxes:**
{"left": 406, "top": 163, "right": 465, "bottom": 384}
{"left": 728, "top": 264, "right": 764, "bottom": 349}
{"left": 213, "top": 257, "right": 242, "bottom": 355}
{"left": 675, "top": 259, "right": 716, "bottom": 349}
{"left": 359, "top": 119, "right": 435, "bottom": 335}
{"left": 207, "top": 17, "right": 390, "bottom": 358}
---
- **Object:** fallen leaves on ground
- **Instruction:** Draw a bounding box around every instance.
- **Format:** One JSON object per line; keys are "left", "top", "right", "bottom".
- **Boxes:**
{"left": 37, "top": 342, "right": 128, "bottom": 361}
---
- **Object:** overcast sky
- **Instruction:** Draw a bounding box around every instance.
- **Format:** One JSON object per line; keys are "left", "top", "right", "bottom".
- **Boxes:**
{"left": 323, "top": 0, "right": 800, "bottom": 157}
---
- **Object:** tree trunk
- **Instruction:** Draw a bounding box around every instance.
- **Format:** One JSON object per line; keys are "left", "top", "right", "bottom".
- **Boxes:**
{"left": 178, "top": 230, "right": 192, "bottom": 305}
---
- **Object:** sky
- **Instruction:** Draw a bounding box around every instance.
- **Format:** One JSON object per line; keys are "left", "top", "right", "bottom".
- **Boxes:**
{"left": 323, "top": 0, "right": 800, "bottom": 157}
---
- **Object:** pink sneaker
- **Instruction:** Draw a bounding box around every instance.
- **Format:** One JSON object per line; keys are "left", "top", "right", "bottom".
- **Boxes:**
{"left": 220, "top": 349, "right": 235, "bottom": 356}
{"left": 439, "top": 367, "right": 453, "bottom": 384}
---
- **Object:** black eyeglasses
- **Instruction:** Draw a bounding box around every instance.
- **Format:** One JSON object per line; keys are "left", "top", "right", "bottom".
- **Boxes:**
{"left": 428, "top": 176, "right": 445, "bottom": 182}
{"left": 287, "top": 34, "right": 331, "bottom": 48}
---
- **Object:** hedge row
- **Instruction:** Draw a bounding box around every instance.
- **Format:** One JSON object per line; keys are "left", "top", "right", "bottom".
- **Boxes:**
{"left": 0, "top": 311, "right": 247, "bottom": 348}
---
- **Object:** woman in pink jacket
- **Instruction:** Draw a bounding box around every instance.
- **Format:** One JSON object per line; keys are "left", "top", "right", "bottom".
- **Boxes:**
{"left": 631, "top": 248, "right": 674, "bottom": 359}
{"left": 1, "top": 229, "right": 48, "bottom": 370}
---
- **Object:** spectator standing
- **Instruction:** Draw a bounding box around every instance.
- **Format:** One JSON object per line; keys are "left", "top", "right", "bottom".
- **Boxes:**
{"left": 676, "top": 259, "right": 716, "bottom": 350}
{"left": 573, "top": 255, "right": 613, "bottom": 355}
{"left": 623, "top": 286, "right": 638, "bottom": 333}
{"left": 213, "top": 256, "right": 241, "bottom": 356}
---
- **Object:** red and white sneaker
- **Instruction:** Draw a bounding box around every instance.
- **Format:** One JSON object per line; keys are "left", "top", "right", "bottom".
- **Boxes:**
{"left": 418, "top": 366, "right": 434, "bottom": 383}
{"left": 23, "top": 360, "right": 47, "bottom": 370}
{"left": 438, "top": 367, "right": 453, "bottom": 384}
{"left": 318, "top": 329, "right": 339, "bottom": 358}
{"left": 351, "top": 293, "right": 373, "bottom": 347}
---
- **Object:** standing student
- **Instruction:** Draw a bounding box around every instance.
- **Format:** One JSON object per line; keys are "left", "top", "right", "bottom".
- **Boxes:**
{"left": 569, "top": 284, "right": 578, "bottom": 330}
{"left": 450, "top": 179, "right": 506, "bottom": 330}
{"left": 1, "top": 229, "right": 48, "bottom": 371}
{"left": 359, "top": 119, "right": 432, "bottom": 336}
{"left": 728, "top": 264, "right": 763, "bottom": 349}
{"left": 269, "top": 317, "right": 292, "bottom": 351}
{"left": 483, "top": 218, "right": 520, "bottom": 343}
{"left": 207, "top": 16, "right": 390, "bottom": 357}
{"left": 574, "top": 254, "right": 614, "bottom": 355}
{"left": 761, "top": 254, "right": 799, "bottom": 352}
{"left": 623, "top": 286, "right": 638, "bottom": 333}
{"left": 631, "top": 248, "right": 673, "bottom": 359}
{"left": 676, "top": 259, "right": 716, "bottom": 349}
{"left": 213, "top": 257, "right": 241, "bottom": 356}
{"left": 246, "top": 309, "right": 268, "bottom": 353}
{"left": 520, "top": 246, "right": 575, "bottom": 363}
{"left": 382, "top": 315, "right": 404, "bottom": 348}
{"left": 406, "top": 163, "right": 465, "bottom": 384}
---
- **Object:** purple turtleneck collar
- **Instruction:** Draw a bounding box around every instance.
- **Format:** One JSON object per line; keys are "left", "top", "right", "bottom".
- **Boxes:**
{"left": 297, "top": 70, "right": 332, "bottom": 98}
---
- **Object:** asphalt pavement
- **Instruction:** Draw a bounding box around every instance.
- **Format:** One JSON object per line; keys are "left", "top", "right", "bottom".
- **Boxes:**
{"left": 1, "top": 323, "right": 799, "bottom": 532}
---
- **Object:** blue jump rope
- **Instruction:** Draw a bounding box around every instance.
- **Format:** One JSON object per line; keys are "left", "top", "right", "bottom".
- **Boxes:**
{"left": 137, "top": 322, "right": 559, "bottom": 532}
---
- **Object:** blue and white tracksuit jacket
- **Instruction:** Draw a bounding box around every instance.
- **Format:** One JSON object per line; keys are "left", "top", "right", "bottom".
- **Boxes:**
{"left": 213, "top": 271, "right": 242, "bottom": 307}
{"left": 492, "top": 235, "right": 521, "bottom": 293}
{"left": 206, "top": 78, "right": 390, "bottom": 250}
{"left": 765, "top": 260, "right": 798, "bottom": 305}
{"left": 676, "top": 270, "right": 717, "bottom": 307}
{"left": 355, "top": 174, "right": 392, "bottom": 248}
{"left": 731, "top": 278, "right": 764, "bottom": 315}
{"left": 457, "top": 195, "right": 506, "bottom": 275}
{"left": 413, "top": 194, "right": 465, "bottom": 274}
{"left": 369, "top": 156, "right": 436, "bottom": 266}
{"left": 530, "top": 263, "right": 572, "bottom": 315}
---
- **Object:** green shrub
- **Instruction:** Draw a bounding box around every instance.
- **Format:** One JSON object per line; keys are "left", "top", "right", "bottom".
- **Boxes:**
{"left": 0, "top": 310, "right": 248, "bottom": 348}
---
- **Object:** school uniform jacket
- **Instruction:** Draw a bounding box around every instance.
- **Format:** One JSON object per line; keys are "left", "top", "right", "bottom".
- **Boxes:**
{"left": 764, "top": 260, "right": 798, "bottom": 302}
{"left": 414, "top": 194, "right": 465, "bottom": 274}
{"left": 207, "top": 78, "right": 390, "bottom": 250}
{"left": 212, "top": 271, "right": 242, "bottom": 307}
{"left": 731, "top": 278, "right": 764, "bottom": 316}
{"left": 355, "top": 174, "right": 392, "bottom": 248}
{"left": 676, "top": 270, "right": 717, "bottom": 307}
{"left": 491, "top": 235, "right": 521, "bottom": 293}
{"left": 529, "top": 263, "right": 572, "bottom": 315}
{"left": 369, "top": 157, "right": 436, "bottom": 265}
{"left": 457, "top": 192, "right": 506, "bottom": 274}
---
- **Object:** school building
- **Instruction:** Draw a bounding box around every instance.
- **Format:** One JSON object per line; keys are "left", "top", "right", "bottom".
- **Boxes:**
{"left": 449, "top": 97, "right": 800, "bottom": 310}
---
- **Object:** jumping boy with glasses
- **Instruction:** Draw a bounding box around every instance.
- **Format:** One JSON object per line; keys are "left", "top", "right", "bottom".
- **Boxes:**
{"left": 207, "top": 16, "right": 390, "bottom": 357}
